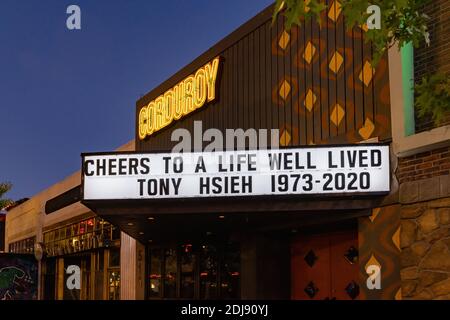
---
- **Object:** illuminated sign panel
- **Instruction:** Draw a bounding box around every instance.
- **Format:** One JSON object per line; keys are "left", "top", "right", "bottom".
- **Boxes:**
{"left": 82, "top": 145, "right": 390, "bottom": 200}
{"left": 138, "top": 57, "right": 220, "bottom": 140}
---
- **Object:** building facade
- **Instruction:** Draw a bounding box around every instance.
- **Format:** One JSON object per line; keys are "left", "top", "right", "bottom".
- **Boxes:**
{"left": 5, "top": 1, "right": 450, "bottom": 300}
{"left": 5, "top": 141, "right": 146, "bottom": 300}
{"left": 0, "top": 212, "right": 5, "bottom": 252}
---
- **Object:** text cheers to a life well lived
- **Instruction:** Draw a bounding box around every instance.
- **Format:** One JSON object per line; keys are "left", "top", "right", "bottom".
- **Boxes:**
{"left": 82, "top": 145, "right": 390, "bottom": 200}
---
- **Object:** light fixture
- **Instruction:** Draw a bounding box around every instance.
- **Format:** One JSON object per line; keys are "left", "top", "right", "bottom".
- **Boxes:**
{"left": 219, "top": 215, "right": 225, "bottom": 219}
{"left": 148, "top": 239, "right": 153, "bottom": 243}
{"left": 127, "top": 222, "right": 134, "bottom": 226}
{"left": 139, "top": 232, "right": 144, "bottom": 235}
{"left": 148, "top": 217, "right": 155, "bottom": 221}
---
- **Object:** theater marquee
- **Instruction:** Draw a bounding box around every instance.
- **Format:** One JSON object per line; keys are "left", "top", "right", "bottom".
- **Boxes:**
{"left": 81, "top": 145, "right": 390, "bottom": 201}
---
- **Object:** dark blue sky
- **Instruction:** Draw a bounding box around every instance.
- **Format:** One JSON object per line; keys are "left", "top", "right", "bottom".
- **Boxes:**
{"left": 0, "top": 0, "right": 273, "bottom": 201}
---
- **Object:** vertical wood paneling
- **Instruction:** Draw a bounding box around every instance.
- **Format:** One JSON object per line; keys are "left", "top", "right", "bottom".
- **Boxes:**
{"left": 353, "top": 27, "right": 364, "bottom": 132}
{"left": 248, "top": 31, "right": 255, "bottom": 135}
{"left": 253, "top": 28, "right": 264, "bottom": 129}
{"left": 291, "top": 25, "right": 299, "bottom": 146}
{"left": 238, "top": 40, "right": 244, "bottom": 130}
{"left": 136, "top": 7, "right": 391, "bottom": 152}
{"left": 298, "top": 16, "right": 307, "bottom": 145}
{"left": 234, "top": 40, "right": 240, "bottom": 133}
{"left": 277, "top": 17, "right": 286, "bottom": 144}
{"left": 312, "top": 16, "right": 322, "bottom": 144}
{"left": 362, "top": 34, "right": 374, "bottom": 134}
{"left": 336, "top": 8, "right": 346, "bottom": 137}
{"left": 265, "top": 21, "right": 272, "bottom": 147}
{"left": 221, "top": 41, "right": 229, "bottom": 136}
{"left": 327, "top": 4, "right": 337, "bottom": 138}
{"left": 231, "top": 43, "right": 237, "bottom": 140}
{"left": 373, "top": 51, "right": 391, "bottom": 141}
{"left": 319, "top": 5, "right": 329, "bottom": 142}
{"left": 344, "top": 27, "right": 355, "bottom": 134}
{"left": 271, "top": 21, "right": 279, "bottom": 139}
{"left": 120, "top": 232, "right": 136, "bottom": 300}
{"left": 305, "top": 19, "right": 314, "bottom": 144}
{"left": 57, "top": 258, "right": 64, "bottom": 300}
{"left": 259, "top": 23, "right": 267, "bottom": 133}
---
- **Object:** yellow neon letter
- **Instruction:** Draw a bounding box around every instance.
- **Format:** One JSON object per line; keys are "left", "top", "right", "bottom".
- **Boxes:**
{"left": 147, "top": 102, "right": 155, "bottom": 135}
{"left": 164, "top": 89, "right": 174, "bottom": 127}
{"left": 183, "top": 76, "right": 195, "bottom": 114}
{"left": 205, "top": 57, "right": 220, "bottom": 102}
{"left": 173, "top": 83, "right": 184, "bottom": 120}
{"left": 154, "top": 96, "right": 164, "bottom": 131}
{"left": 193, "top": 68, "right": 207, "bottom": 109}
{"left": 138, "top": 107, "right": 148, "bottom": 140}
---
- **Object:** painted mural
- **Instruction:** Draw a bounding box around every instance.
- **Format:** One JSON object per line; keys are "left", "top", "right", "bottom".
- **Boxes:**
{"left": 0, "top": 254, "right": 38, "bottom": 300}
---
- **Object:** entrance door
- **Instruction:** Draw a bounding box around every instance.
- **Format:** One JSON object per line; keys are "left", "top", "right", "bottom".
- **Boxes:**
{"left": 147, "top": 241, "right": 240, "bottom": 300}
{"left": 62, "top": 254, "right": 91, "bottom": 300}
{"left": 291, "top": 229, "right": 359, "bottom": 300}
{"left": 43, "top": 258, "right": 56, "bottom": 300}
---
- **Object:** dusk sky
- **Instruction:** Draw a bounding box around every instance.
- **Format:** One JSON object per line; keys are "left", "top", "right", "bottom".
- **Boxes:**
{"left": 0, "top": 0, "right": 273, "bottom": 201}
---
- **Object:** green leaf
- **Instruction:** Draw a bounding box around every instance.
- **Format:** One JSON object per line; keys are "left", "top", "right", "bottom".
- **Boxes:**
{"left": 0, "top": 182, "right": 13, "bottom": 210}
{"left": 415, "top": 73, "right": 450, "bottom": 125}
{"left": 274, "top": 0, "right": 431, "bottom": 68}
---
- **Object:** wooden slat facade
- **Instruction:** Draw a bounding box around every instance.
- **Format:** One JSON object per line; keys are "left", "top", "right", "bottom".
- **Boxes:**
{"left": 135, "top": 2, "right": 391, "bottom": 152}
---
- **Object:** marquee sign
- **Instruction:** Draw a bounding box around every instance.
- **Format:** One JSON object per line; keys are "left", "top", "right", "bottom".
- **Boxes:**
{"left": 138, "top": 57, "right": 220, "bottom": 140}
{"left": 81, "top": 145, "right": 390, "bottom": 201}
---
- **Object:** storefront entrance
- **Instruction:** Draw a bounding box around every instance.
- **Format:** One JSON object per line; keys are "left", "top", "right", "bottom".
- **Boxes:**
{"left": 291, "top": 227, "right": 359, "bottom": 300}
{"left": 41, "top": 217, "right": 121, "bottom": 300}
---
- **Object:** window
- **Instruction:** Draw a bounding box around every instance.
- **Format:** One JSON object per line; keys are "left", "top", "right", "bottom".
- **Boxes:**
{"left": 220, "top": 243, "right": 240, "bottom": 299}
{"left": 147, "top": 241, "right": 240, "bottom": 300}
{"left": 108, "top": 270, "right": 120, "bottom": 300}
{"left": 108, "top": 247, "right": 120, "bottom": 300}
{"left": 199, "top": 244, "right": 218, "bottom": 299}
{"left": 412, "top": 1, "right": 450, "bottom": 133}
{"left": 164, "top": 248, "right": 177, "bottom": 298}
{"left": 43, "top": 217, "right": 120, "bottom": 257}
{"left": 180, "top": 244, "right": 196, "bottom": 298}
{"left": 149, "top": 248, "right": 162, "bottom": 298}
{"left": 9, "top": 236, "right": 35, "bottom": 254}
{"left": 109, "top": 247, "right": 120, "bottom": 267}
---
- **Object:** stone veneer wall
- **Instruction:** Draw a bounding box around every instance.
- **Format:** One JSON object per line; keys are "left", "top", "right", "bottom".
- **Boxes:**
{"left": 400, "top": 185, "right": 450, "bottom": 299}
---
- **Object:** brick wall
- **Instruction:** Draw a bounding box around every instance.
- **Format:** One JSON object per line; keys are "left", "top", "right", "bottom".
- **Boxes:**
{"left": 397, "top": 147, "right": 450, "bottom": 184}
{"left": 414, "top": 0, "right": 450, "bottom": 133}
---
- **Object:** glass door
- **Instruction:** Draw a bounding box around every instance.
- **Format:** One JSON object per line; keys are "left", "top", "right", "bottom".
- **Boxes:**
{"left": 147, "top": 240, "right": 240, "bottom": 300}
{"left": 43, "top": 258, "right": 56, "bottom": 300}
